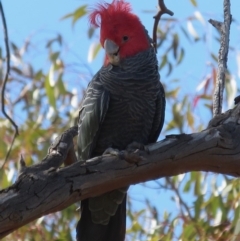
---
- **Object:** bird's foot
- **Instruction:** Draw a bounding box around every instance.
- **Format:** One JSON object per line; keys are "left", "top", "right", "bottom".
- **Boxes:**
{"left": 126, "top": 141, "right": 148, "bottom": 153}
{"left": 103, "top": 142, "right": 148, "bottom": 164}
{"left": 103, "top": 147, "right": 129, "bottom": 161}
{"left": 103, "top": 147, "right": 121, "bottom": 156}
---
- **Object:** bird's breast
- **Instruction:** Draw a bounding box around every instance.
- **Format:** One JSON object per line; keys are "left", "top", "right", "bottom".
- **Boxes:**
{"left": 92, "top": 79, "right": 159, "bottom": 156}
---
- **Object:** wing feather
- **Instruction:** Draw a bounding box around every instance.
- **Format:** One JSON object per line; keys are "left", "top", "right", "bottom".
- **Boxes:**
{"left": 77, "top": 72, "right": 110, "bottom": 161}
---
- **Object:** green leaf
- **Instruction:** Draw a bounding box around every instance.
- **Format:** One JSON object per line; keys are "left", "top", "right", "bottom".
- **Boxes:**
{"left": 183, "top": 179, "right": 192, "bottom": 192}
{"left": 190, "top": 0, "right": 197, "bottom": 7}
{"left": 45, "top": 68, "right": 56, "bottom": 109}
{"left": 34, "top": 70, "right": 44, "bottom": 81}
{"left": 187, "top": 103, "right": 194, "bottom": 128}
{"left": 211, "top": 53, "right": 218, "bottom": 62}
{"left": 180, "top": 26, "right": 192, "bottom": 43}
{"left": 46, "top": 35, "right": 62, "bottom": 48}
{"left": 172, "top": 34, "right": 179, "bottom": 59}
{"left": 56, "top": 74, "right": 67, "bottom": 95}
{"left": 61, "top": 5, "right": 87, "bottom": 27}
{"left": 187, "top": 21, "right": 199, "bottom": 41}
{"left": 194, "top": 195, "right": 203, "bottom": 218}
{"left": 232, "top": 218, "right": 240, "bottom": 241}
{"left": 159, "top": 55, "right": 167, "bottom": 70}
{"left": 50, "top": 51, "right": 60, "bottom": 62}
{"left": 194, "top": 172, "right": 201, "bottom": 196}
{"left": 11, "top": 42, "right": 18, "bottom": 53}
{"left": 88, "top": 43, "right": 102, "bottom": 62}
{"left": 88, "top": 27, "right": 95, "bottom": 39}
{"left": 177, "top": 48, "right": 185, "bottom": 65}
{"left": 165, "top": 87, "right": 180, "bottom": 99}
{"left": 166, "top": 62, "right": 173, "bottom": 76}
{"left": 165, "top": 119, "right": 176, "bottom": 131}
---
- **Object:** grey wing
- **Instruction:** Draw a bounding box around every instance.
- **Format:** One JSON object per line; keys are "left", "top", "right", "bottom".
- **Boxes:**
{"left": 77, "top": 73, "right": 110, "bottom": 161}
{"left": 148, "top": 83, "right": 165, "bottom": 143}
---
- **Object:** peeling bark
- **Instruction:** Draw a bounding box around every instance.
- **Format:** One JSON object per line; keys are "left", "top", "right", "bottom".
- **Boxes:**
{"left": 0, "top": 104, "right": 240, "bottom": 239}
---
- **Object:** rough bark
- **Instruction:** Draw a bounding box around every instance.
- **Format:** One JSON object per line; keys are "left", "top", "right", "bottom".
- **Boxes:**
{"left": 0, "top": 104, "right": 240, "bottom": 239}
{"left": 209, "top": 0, "right": 232, "bottom": 116}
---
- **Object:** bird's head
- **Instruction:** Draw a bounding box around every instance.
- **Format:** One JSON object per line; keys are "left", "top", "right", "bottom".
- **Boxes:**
{"left": 89, "top": 0, "right": 150, "bottom": 66}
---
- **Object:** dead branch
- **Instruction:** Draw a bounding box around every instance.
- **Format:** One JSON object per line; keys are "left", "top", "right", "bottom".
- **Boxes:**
{"left": 153, "top": 0, "right": 174, "bottom": 53}
{"left": 1, "top": 103, "right": 240, "bottom": 239}
{"left": 209, "top": 0, "right": 232, "bottom": 116}
{"left": 0, "top": 2, "right": 19, "bottom": 168}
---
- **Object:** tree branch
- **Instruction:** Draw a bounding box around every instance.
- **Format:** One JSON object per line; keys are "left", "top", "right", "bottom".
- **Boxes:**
{"left": 152, "top": 0, "right": 174, "bottom": 53}
{"left": 1, "top": 103, "right": 240, "bottom": 238}
{"left": 209, "top": 0, "right": 232, "bottom": 116}
{"left": 0, "top": 1, "right": 19, "bottom": 168}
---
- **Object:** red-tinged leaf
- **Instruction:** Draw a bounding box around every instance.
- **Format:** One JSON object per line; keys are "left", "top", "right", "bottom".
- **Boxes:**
{"left": 193, "top": 95, "right": 200, "bottom": 108}
{"left": 203, "top": 76, "right": 212, "bottom": 95}
{"left": 212, "top": 67, "right": 217, "bottom": 87}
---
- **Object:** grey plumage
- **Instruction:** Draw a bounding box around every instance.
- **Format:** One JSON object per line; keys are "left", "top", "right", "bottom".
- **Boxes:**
{"left": 77, "top": 46, "right": 165, "bottom": 241}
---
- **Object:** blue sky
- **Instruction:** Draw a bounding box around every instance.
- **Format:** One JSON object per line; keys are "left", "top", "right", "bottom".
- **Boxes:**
{"left": 4, "top": 0, "right": 240, "bottom": 79}
{"left": 3, "top": 0, "right": 240, "bottom": 123}
{"left": 2, "top": 0, "right": 240, "bottom": 238}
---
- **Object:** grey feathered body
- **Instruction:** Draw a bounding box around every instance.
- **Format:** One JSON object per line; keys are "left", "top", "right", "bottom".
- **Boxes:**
{"left": 77, "top": 47, "right": 165, "bottom": 241}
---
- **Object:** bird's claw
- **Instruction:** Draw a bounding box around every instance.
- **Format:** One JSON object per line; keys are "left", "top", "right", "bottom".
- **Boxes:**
{"left": 103, "top": 142, "right": 147, "bottom": 164}
{"left": 123, "top": 150, "right": 144, "bottom": 164}
{"left": 126, "top": 141, "right": 149, "bottom": 154}
{"left": 103, "top": 147, "right": 121, "bottom": 156}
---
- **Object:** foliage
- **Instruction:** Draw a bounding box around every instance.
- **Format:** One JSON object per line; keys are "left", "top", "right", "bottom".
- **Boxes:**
{"left": 0, "top": 0, "right": 240, "bottom": 240}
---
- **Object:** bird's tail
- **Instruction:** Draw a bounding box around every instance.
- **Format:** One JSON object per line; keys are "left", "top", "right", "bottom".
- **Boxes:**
{"left": 76, "top": 195, "right": 127, "bottom": 241}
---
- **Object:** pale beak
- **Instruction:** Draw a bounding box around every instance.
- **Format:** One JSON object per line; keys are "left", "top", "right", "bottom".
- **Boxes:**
{"left": 104, "top": 39, "right": 120, "bottom": 65}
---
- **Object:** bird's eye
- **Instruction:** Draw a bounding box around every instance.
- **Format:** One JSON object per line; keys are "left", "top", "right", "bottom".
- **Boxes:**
{"left": 122, "top": 36, "right": 129, "bottom": 42}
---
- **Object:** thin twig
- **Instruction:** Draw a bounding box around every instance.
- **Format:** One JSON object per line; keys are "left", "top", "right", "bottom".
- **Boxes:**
{"left": 0, "top": 1, "right": 19, "bottom": 168}
{"left": 209, "top": 0, "right": 232, "bottom": 116}
{"left": 165, "top": 177, "right": 203, "bottom": 237}
{"left": 1, "top": 131, "right": 18, "bottom": 168}
{"left": 153, "top": 0, "right": 174, "bottom": 53}
{"left": 165, "top": 177, "right": 193, "bottom": 220}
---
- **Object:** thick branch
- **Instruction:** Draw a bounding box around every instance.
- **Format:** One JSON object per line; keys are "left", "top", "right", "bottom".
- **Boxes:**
{"left": 1, "top": 104, "right": 240, "bottom": 238}
{"left": 209, "top": 0, "right": 232, "bottom": 116}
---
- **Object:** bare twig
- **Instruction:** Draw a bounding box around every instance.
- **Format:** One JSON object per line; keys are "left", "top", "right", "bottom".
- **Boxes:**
{"left": 153, "top": 0, "right": 174, "bottom": 53}
{"left": 165, "top": 177, "right": 193, "bottom": 219}
{"left": 209, "top": 0, "right": 232, "bottom": 116}
{"left": 1, "top": 131, "right": 18, "bottom": 169}
{"left": 0, "top": 1, "right": 19, "bottom": 168}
